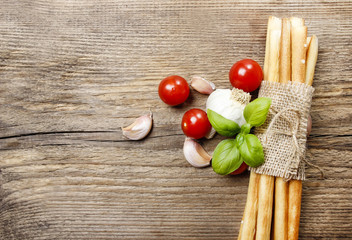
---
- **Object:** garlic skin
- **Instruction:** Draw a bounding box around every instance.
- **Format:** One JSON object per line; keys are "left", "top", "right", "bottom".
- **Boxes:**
{"left": 183, "top": 137, "right": 212, "bottom": 168}
{"left": 205, "top": 127, "right": 216, "bottom": 139}
{"left": 307, "top": 115, "right": 312, "bottom": 137}
{"left": 206, "top": 89, "right": 250, "bottom": 127}
{"left": 190, "top": 76, "right": 216, "bottom": 95}
{"left": 122, "top": 112, "right": 153, "bottom": 140}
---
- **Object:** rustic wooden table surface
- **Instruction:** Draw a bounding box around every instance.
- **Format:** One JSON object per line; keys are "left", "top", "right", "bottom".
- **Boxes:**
{"left": 0, "top": 1, "right": 351, "bottom": 239}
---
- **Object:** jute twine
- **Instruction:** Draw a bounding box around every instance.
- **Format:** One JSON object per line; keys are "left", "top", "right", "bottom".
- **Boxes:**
{"left": 249, "top": 81, "right": 315, "bottom": 181}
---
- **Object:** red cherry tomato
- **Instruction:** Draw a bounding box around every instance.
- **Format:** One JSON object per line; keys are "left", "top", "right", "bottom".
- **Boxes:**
{"left": 229, "top": 162, "right": 248, "bottom": 175}
{"left": 229, "top": 59, "right": 263, "bottom": 92}
{"left": 181, "top": 108, "right": 212, "bottom": 139}
{"left": 158, "top": 75, "right": 190, "bottom": 106}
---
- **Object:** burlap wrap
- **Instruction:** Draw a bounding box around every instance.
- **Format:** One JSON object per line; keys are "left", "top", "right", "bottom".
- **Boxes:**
{"left": 249, "top": 81, "right": 314, "bottom": 180}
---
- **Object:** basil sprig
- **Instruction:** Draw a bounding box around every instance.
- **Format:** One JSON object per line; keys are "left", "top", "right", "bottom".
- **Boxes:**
{"left": 211, "top": 97, "right": 271, "bottom": 175}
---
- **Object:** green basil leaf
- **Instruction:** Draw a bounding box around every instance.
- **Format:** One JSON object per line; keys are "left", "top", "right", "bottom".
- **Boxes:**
{"left": 207, "top": 109, "right": 240, "bottom": 137}
{"left": 243, "top": 97, "right": 272, "bottom": 127}
{"left": 236, "top": 133, "right": 245, "bottom": 146}
{"left": 212, "top": 139, "right": 243, "bottom": 175}
{"left": 238, "top": 134, "right": 264, "bottom": 167}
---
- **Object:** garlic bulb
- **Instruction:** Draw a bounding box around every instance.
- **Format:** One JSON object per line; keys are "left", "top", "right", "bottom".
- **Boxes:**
{"left": 183, "top": 137, "right": 212, "bottom": 168}
{"left": 122, "top": 112, "right": 153, "bottom": 140}
{"left": 206, "top": 88, "right": 251, "bottom": 127}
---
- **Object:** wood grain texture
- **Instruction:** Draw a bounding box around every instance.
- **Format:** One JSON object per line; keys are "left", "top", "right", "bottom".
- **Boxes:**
{"left": 0, "top": 0, "right": 351, "bottom": 239}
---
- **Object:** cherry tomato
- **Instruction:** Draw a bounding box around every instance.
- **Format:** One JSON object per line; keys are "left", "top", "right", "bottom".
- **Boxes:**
{"left": 229, "top": 59, "right": 263, "bottom": 92}
{"left": 181, "top": 108, "right": 212, "bottom": 139}
{"left": 229, "top": 162, "right": 248, "bottom": 175}
{"left": 158, "top": 75, "right": 190, "bottom": 106}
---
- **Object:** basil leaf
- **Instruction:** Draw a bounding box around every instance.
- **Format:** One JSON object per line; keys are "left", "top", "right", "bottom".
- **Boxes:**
{"left": 238, "top": 134, "right": 264, "bottom": 167}
{"left": 243, "top": 97, "right": 272, "bottom": 127}
{"left": 212, "top": 139, "right": 243, "bottom": 175}
{"left": 207, "top": 109, "right": 240, "bottom": 137}
{"left": 236, "top": 132, "right": 245, "bottom": 146}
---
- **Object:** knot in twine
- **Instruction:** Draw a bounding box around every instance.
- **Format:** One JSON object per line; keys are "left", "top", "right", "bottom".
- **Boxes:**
{"left": 261, "top": 107, "right": 324, "bottom": 180}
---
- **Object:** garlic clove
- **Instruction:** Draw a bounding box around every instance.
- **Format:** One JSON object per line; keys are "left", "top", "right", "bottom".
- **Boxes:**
{"left": 183, "top": 137, "right": 212, "bottom": 168}
{"left": 190, "top": 75, "right": 216, "bottom": 94}
{"left": 205, "top": 127, "right": 216, "bottom": 139}
{"left": 122, "top": 112, "right": 153, "bottom": 140}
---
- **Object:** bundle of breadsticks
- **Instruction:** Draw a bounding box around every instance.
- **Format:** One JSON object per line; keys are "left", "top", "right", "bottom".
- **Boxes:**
{"left": 238, "top": 16, "right": 318, "bottom": 240}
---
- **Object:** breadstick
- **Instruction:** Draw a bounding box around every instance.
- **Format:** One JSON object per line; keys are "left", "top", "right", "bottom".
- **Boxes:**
{"left": 290, "top": 17, "right": 305, "bottom": 83}
{"left": 273, "top": 177, "right": 288, "bottom": 240}
{"left": 272, "top": 18, "right": 291, "bottom": 240}
{"left": 255, "top": 174, "right": 275, "bottom": 240}
{"left": 291, "top": 25, "right": 307, "bottom": 83}
{"left": 264, "top": 16, "right": 282, "bottom": 79}
{"left": 239, "top": 171, "right": 261, "bottom": 240}
{"left": 305, "top": 35, "right": 318, "bottom": 86}
{"left": 288, "top": 20, "right": 306, "bottom": 239}
{"left": 238, "top": 217, "right": 243, "bottom": 240}
{"left": 290, "top": 17, "right": 305, "bottom": 28}
{"left": 306, "top": 36, "right": 312, "bottom": 48}
{"left": 238, "top": 16, "right": 281, "bottom": 240}
{"left": 279, "top": 18, "right": 291, "bottom": 83}
{"left": 305, "top": 37, "right": 312, "bottom": 73}
{"left": 288, "top": 23, "right": 318, "bottom": 240}
{"left": 255, "top": 20, "right": 281, "bottom": 240}
{"left": 288, "top": 180, "right": 302, "bottom": 240}
{"left": 268, "top": 30, "right": 281, "bottom": 83}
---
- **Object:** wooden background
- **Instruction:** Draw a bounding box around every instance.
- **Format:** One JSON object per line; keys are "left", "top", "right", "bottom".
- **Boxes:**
{"left": 0, "top": 0, "right": 351, "bottom": 239}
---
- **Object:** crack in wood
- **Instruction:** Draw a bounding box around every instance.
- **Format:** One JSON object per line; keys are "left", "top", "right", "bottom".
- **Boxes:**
{"left": 0, "top": 131, "right": 114, "bottom": 140}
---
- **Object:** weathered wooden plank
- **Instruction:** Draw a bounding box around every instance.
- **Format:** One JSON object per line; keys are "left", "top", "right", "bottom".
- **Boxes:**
{"left": 0, "top": 146, "right": 351, "bottom": 239}
{"left": 0, "top": 0, "right": 352, "bottom": 239}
